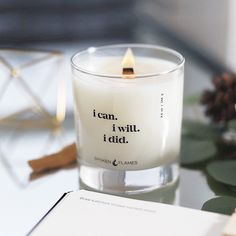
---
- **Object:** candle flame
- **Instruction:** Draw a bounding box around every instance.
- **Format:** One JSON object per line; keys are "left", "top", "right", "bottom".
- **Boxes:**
{"left": 122, "top": 48, "right": 135, "bottom": 68}
{"left": 122, "top": 48, "right": 135, "bottom": 78}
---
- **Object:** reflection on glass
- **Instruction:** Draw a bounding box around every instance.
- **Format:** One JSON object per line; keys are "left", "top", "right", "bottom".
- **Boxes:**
{"left": 80, "top": 179, "right": 179, "bottom": 206}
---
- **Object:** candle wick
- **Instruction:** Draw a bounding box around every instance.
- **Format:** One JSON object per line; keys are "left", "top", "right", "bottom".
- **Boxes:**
{"left": 123, "top": 68, "right": 134, "bottom": 75}
{"left": 122, "top": 48, "right": 135, "bottom": 79}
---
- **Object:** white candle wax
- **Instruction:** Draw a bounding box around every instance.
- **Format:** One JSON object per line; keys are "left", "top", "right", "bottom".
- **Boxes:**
{"left": 73, "top": 57, "right": 184, "bottom": 170}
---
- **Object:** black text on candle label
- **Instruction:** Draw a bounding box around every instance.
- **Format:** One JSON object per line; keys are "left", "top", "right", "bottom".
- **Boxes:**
{"left": 160, "top": 93, "right": 164, "bottom": 118}
{"left": 94, "top": 157, "right": 138, "bottom": 167}
{"left": 92, "top": 109, "right": 141, "bottom": 145}
{"left": 93, "top": 109, "right": 118, "bottom": 120}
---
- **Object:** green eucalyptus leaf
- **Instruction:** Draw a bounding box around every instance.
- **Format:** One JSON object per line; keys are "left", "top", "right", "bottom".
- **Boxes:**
{"left": 181, "top": 138, "right": 217, "bottom": 165}
{"left": 228, "top": 120, "right": 236, "bottom": 130}
{"left": 206, "top": 175, "right": 236, "bottom": 197}
{"left": 207, "top": 161, "right": 236, "bottom": 186}
{"left": 202, "top": 196, "right": 236, "bottom": 215}
{"left": 182, "top": 120, "right": 222, "bottom": 141}
{"left": 229, "top": 186, "right": 236, "bottom": 193}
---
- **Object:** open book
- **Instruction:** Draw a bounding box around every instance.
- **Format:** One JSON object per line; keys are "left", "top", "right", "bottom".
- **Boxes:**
{"left": 28, "top": 190, "right": 228, "bottom": 236}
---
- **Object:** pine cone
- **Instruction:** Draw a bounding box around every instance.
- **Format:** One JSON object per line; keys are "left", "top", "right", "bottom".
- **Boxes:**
{"left": 201, "top": 73, "right": 236, "bottom": 123}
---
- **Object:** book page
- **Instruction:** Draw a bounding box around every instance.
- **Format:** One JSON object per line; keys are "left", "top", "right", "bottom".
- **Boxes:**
{"left": 30, "top": 190, "right": 229, "bottom": 236}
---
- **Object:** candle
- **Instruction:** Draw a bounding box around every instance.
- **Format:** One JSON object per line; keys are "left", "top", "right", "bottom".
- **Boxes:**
{"left": 71, "top": 44, "right": 184, "bottom": 194}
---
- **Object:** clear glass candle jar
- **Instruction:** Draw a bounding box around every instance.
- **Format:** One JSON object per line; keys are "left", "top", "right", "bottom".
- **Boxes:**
{"left": 71, "top": 44, "right": 184, "bottom": 194}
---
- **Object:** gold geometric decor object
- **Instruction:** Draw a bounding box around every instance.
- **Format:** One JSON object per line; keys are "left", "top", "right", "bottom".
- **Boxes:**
{"left": 0, "top": 48, "right": 66, "bottom": 129}
{"left": 0, "top": 48, "right": 70, "bottom": 187}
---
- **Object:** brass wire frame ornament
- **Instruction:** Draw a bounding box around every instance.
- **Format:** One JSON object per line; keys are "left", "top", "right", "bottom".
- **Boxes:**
{"left": 0, "top": 48, "right": 66, "bottom": 129}
{"left": 0, "top": 49, "right": 67, "bottom": 187}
